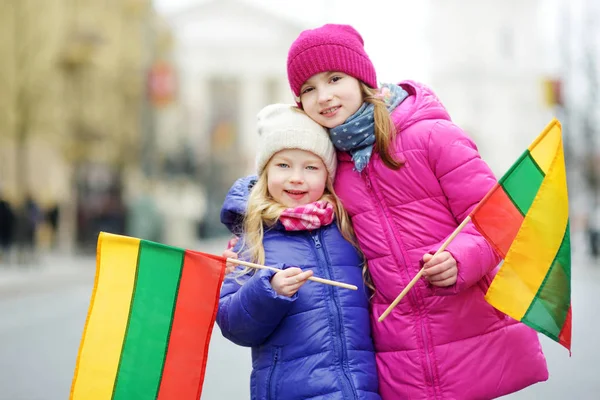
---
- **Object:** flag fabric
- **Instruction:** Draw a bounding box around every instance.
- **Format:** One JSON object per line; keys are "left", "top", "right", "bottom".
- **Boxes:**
{"left": 70, "top": 232, "right": 226, "bottom": 400}
{"left": 470, "top": 118, "right": 571, "bottom": 351}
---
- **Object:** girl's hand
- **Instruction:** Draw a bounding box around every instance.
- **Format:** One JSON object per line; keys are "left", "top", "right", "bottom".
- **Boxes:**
{"left": 223, "top": 237, "right": 239, "bottom": 275}
{"left": 422, "top": 251, "right": 457, "bottom": 287}
{"left": 271, "top": 267, "right": 313, "bottom": 297}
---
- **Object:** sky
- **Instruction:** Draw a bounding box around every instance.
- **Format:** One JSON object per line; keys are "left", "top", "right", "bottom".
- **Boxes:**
{"left": 152, "top": 0, "right": 431, "bottom": 83}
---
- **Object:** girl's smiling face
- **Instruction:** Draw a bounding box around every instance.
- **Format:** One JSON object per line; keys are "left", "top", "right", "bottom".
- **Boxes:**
{"left": 299, "top": 71, "right": 364, "bottom": 129}
{"left": 266, "top": 149, "right": 328, "bottom": 207}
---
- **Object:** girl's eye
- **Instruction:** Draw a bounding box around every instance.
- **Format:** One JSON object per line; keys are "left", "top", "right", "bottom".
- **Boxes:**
{"left": 277, "top": 163, "right": 290, "bottom": 168}
{"left": 301, "top": 87, "right": 313, "bottom": 95}
{"left": 330, "top": 76, "right": 342, "bottom": 83}
{"left": 306, "top": 166, "right": 319, "bottom": 171}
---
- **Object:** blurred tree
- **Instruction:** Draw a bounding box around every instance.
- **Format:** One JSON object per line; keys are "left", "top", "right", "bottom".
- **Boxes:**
{"left": 0, "top": 0, "right": 165, "bottom": 252}
{"left": 1, "top": 1, "right": 54, "bottom": 202}
{"left": 59, "top": 26, "right": 104, "bottom": 253}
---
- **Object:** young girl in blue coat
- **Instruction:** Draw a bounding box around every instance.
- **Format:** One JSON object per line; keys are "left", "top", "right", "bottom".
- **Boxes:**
{"left": 217, "top": 104, "right": 381, "bottom": 400}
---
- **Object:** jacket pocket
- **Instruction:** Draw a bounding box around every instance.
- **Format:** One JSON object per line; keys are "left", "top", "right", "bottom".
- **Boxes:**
{"left": 266, "top": 347, "right": 281, "bottom": 400}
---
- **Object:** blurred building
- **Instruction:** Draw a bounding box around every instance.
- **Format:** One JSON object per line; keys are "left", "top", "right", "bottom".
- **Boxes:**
{"left": 163, "top": 0, "right": 305, "bottom": 239}
{"left": 429, "top": 0, "right": 600, "bottom": 253}
{"left": 0, "top": 0, "right": 167, "bottom": 252}
{"left": 428, "top": 0, "right": 555, "bottom": 176}
{"left": 557, "top": 0, "right": 600, "bottom": 252}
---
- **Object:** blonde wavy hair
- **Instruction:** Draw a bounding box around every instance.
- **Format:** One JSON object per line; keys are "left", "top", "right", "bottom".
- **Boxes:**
{"left": 361, "top": 82, "right": 404, "bottom": 170}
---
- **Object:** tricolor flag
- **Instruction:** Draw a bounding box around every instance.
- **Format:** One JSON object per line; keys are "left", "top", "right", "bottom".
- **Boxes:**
{"left": 470, "top": 118, "right": 571, "bottom": 351}
{"left": 70, "top": 232, "right": 226, "bottom": 399}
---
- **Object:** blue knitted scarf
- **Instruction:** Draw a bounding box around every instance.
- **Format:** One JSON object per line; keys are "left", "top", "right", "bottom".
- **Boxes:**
{"left": 329, "top": 83, "right": 408, "bottom": 172}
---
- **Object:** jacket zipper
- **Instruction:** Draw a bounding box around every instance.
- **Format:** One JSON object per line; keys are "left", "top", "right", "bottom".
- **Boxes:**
{"left": 310, "top": 231, "right": 357, "bottom": 399}
{"left": 421, "top": 321, "right": 435, "bottom": 397}
{"left": 266, "top": 347, "right": 280, "bottom": 400}
{"left": 364, "top": 168, "right": 438, "bottom": 397}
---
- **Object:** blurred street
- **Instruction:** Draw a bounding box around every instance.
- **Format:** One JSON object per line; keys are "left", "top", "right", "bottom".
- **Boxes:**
{"left": 503, "top": 237, "right": 600, "bottom": 400}
{"left": 0, "top": 235, "right": 597, "bottom": 399}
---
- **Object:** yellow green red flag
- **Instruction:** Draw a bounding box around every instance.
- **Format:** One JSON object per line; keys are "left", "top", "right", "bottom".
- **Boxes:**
{"left": 470, "top": 118, "right": 571, "bottom": 351}
{"left": 70, "top": 232, "right": 226, "bottom": 399}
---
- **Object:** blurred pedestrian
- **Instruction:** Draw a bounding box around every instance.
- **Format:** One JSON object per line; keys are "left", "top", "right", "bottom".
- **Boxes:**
{"left": 126, "top": 187, "right": 162, "bottom": 242}
{"left": 217, "top": 104, "right": 380, "bottom": 400}
{"left": 46, "top": 203, "right": 60, "bottom": 250}
{"left": 0, "top": 191, "right": 16, "bottom": 264}
{"left": 97, "top": 191, "right": 125, "bottom": 236}
{"left": 588, "top": 204, "right": 600, "bottom": 259}
{"left": 15, "top": 195, "right": 42, "bottom": 265}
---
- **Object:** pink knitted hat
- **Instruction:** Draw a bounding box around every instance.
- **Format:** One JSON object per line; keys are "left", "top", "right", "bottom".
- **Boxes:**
{"left": 287, "top": 24, "right": 378, "bottom": 100}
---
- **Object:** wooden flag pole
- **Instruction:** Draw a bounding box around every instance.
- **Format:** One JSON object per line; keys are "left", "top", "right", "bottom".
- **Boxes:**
{"left": 226, "top": 258, "right": 358, "bottom": 291}
{"left": 378, "top": 216, "right": 472, "bottom": 322}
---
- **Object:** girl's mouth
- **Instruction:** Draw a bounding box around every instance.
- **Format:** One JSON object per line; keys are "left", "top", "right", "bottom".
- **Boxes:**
{"left": 285, "top": 190, "right": 307, "bottom": 199}
{"left": 321, "top": 106, "right": 341, "bottom": 116}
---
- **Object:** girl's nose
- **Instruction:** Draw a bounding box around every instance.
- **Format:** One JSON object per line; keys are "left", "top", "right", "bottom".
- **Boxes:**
{"left": 318, "top": 89, "right": 333, "bottom": 104}
{"left": 289, "top": 170, "right": 304, "bottom": 183}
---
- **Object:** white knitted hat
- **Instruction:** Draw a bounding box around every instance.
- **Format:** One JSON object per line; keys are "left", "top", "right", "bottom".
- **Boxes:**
{"left": 255, "top": 104, "right": 337, "bottom": 178}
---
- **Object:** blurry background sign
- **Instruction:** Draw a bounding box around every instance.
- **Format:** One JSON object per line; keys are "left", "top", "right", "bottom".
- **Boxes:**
{"left": 543, "top": 78, "right": 564, "bottom": 107}
{"left": 148, "top": 61, "right": 176, "bottom": 107}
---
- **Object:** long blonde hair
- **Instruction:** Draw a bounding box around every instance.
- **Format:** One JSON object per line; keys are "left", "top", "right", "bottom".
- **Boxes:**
{"left": 361, "top": 83, "right": 404, "bottom": 170}
{"left": 236, "top": 171, "right": 361, "bottom": 276}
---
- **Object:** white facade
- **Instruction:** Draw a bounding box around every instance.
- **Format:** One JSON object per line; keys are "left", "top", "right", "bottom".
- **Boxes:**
{"left": 166, "top": 0, "right": 305, "bottom": 173}
{"left": 160, "top": 0, "right": 306, "bottom": 238}
{"left": 428, "top": 0, "right": 555, "bottom": 176}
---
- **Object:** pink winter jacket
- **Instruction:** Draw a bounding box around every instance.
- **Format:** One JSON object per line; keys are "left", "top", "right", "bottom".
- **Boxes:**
{"left": 334, "top": 81, "right": 548, "bottom": 400}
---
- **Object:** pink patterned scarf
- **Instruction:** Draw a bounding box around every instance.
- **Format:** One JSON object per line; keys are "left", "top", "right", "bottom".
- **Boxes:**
{"left": 279, "top": 200, "right": 335, "bottom": 231}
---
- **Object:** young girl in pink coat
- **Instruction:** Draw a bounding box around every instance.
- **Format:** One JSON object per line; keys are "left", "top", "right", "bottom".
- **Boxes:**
{"left": 282, "top": 24, "right": 549, "bottom": 399}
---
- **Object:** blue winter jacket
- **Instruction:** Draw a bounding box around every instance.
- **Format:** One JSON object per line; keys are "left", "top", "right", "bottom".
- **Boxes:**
{"left": 217, "top": 176, "right": 381, "bottom": 400}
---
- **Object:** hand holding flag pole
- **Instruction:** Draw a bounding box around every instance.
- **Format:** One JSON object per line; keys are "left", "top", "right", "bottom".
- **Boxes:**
{"left": 377, "top": 119, "right": 572, "bottom": 352}
{"left": 378, "top": 216, "right": 472, "bottom": 322}
{"left": 71, "top": 232, "right": 358, "bottom": 400}
{"left": 226, "top": 258, "right": 358, "bottom": 291}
